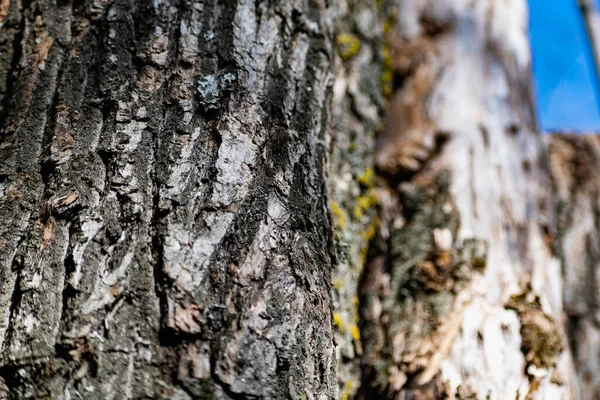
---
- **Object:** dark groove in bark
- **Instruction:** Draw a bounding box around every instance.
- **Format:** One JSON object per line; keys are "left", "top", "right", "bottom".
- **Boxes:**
{"left": 0, "top": 2, "right": 26, "bottom": 127}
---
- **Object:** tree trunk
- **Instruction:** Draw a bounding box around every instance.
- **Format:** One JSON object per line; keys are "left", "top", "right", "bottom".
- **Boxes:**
{"left": 0, "top": 0, "right": 337, "bottom": 398}
{"left": 356, "top": 1, "right": 577, "bottom": 398}
{"left": 549, "top": 134, "right": 600, "bottom": 400}
{"left": 0, "top": 0, "right": 598, "bottom": 399}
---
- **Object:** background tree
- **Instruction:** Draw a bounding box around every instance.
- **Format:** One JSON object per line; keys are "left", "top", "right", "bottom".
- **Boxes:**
{"left": 333, "top": 0, "right": 592, "bottom": 399}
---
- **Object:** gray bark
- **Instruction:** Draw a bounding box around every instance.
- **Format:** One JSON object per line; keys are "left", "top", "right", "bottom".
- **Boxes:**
{"left": 0, "top": 0, "right": 336, "bottom": 398}
{"left": 327, "top": 0, "right": 388, "bottom": 397}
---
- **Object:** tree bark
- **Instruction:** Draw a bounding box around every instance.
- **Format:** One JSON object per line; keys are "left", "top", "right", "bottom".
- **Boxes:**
{"left": 0, "top": 0, "right": 337, "bottom": 398}
{"left": 357, "top": 1, "right": 577, "bottom": 398}
{"left": 327, "top": 0, "right": 388, "bottom": 397}
{"left": 1, "top": 0, "right": 598, "bottom": 399}
{"left": 549, "top": 134, "right": 600, "bottom": 400}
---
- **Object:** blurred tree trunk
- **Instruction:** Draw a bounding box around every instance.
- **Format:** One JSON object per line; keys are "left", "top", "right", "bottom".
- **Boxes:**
{"left": 0, "top": 0, "right": 337, "bottom": 398}
{"left": 0, "top": 0, "right": 597, "bottom": 399}
{"left": 549, "top": 134, "right": 600, "bottom": 400}
{"left": 347, "top": 1, "right": 578, "bottom": 399}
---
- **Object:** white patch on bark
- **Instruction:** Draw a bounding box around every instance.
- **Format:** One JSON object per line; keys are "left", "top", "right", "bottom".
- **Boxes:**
{"left": 163, "top": 212, "right": 235, "bottom": 292}
{"left": 211, "top": 130, "right": 257, "bottom": 207}
{"left": 443, "top": 297, "right": 527, "bottom": 398}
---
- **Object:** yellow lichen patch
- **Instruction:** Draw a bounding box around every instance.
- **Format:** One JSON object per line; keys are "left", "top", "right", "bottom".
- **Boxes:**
{"left": 336, "top": 34, "right": 361, "bottom": 61}
{"left": 381, "top": 12, "right": 397, "bottom": 98}
{"left": 333, "top": 278, "right": 344, "bottom": 290}
{"left": 340, "top": 381, "right": 354, "bottom": 400}
{"left": 349, "top": 324, "right": 360, "bottom": 341}
{"left": 381, "top": 45, "right": 393, "bottom": 70}
{"left": 383, "top": 15, "right": 395, "bottom": 35}
{"left": 331, "top": 201, "right": 347, "bottom": 230}
{"left": 381, "top": 45, "right": 394, "bottom": 98}
{"left": 353, "top": 190, "right": 378, "bottom": 219}
{"left": 357, "top": 167, "right": 375, "bottom": 187}
{"left": 333, "top": 312, "right": 346, "bottom": 333}
{"left": 381, "top": 70, "right": 394, "bottom": 98}
{"left": 358, "top": 218, "right": 379, "bottom": 269}
{"left": 359, "top": 216, "right": 378, "bottom": 242}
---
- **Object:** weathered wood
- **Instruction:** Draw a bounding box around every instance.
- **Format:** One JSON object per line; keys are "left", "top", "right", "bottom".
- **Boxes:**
{"left": 359, "top": 1, "right": 577, "bottom": 398}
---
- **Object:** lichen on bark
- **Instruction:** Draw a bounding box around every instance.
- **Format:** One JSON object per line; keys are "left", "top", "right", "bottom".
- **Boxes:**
{"left": 358, "top": 168, "right": 488, "bottom": 398}
{"left": 328, "top": 0, "right": 393, "bottom": 397}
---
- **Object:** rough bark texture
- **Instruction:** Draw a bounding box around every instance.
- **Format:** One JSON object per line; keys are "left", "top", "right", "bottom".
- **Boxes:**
{"left": 328, "top": 0, "right": 389, "bottom": 398}
{"left": 0, "top": 0, "right": 337, "bottom": 398}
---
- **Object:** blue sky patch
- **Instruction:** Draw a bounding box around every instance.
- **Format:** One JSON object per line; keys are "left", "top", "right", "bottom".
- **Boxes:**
{"left": 528, "top": 0, "right": 600, "bottom": 132}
